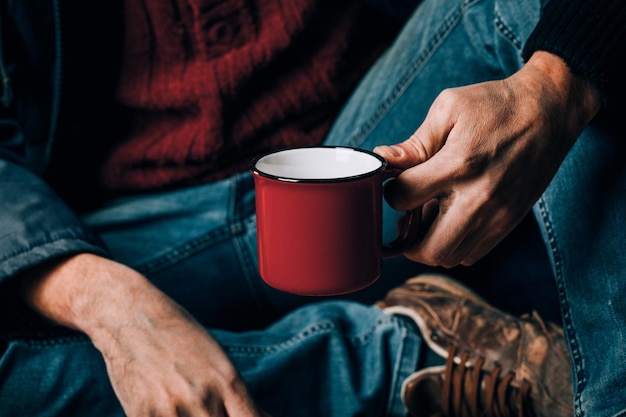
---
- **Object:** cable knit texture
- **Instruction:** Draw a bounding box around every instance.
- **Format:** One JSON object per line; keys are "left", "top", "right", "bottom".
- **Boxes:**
{"left": 101, "top": 0, "right": 398, "bottom": 190}
{"left": 522, "top": 0, "right": 626, "bottom": 107}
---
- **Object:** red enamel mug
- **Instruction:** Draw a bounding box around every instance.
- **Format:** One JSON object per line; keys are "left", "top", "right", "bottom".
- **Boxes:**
{"left": 250, "top": 146, "right": 419, "bottom": 296}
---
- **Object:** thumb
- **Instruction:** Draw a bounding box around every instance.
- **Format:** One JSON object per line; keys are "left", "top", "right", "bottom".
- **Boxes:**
{"left": 374, "top": 98, "right": 453, "bottom": 170}
{"left": 374, "top": 140, "right": 428, "bottom": 170}
{"left": 374, "top": 125, "right": 445, "bottom": 170}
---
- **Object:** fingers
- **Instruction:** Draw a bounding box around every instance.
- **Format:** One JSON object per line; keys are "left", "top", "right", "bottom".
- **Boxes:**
{"left": 374, "top": 140, "right": 430, "bottom": 170}
{"left": 402, "top": 195, "right": 519, "bottom": 268}
{"left": 374, "top": 91, "right": 456, "bottom": 169}
{"left": 404, "top": 195, "right": 474, "bottom": 267}
{"left": 375, "top": 99, "right": 461, "bottom": 211}
{"left": 448, "top": 206, "right": 523, "bottom": 267}
{"left": 380, "top": 144, "right": 485, "bottom": 267}
{"left": 382, "top": 147, "right": 460, "bottom": 211}
{"left": 221, "top": 381, "right": 267, "bottom": 417}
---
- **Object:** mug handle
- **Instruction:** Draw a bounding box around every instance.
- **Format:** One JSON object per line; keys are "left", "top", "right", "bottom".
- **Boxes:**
{"left": 380, "top": 168, "right": 421, "bottom": 258}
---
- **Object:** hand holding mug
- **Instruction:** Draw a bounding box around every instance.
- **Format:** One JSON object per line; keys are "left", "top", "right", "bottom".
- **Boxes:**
{"left": 251, "top": 146, "right": 420, "bottom": 296}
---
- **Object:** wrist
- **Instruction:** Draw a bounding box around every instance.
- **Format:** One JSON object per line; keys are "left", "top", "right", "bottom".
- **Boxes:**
{"left": 524, "top": 51, "right": 601, "bottom": 127}
{"left": 20, "top": 254, "right": 150, "bottom": 335}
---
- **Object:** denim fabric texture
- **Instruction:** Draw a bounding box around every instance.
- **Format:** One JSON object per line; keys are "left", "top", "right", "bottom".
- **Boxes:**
{"left": 0, "top": 303, "right": 421, "bottom": 416}
{"left": 1, "top": 0, "right": 623, "bottom": 415}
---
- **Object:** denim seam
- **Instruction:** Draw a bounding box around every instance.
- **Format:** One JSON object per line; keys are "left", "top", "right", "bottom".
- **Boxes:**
{"left": 228, "top": 175, "right": 270, "bottom": 312}
{"left": 122, "top": 174, "right": 266, "bottom": 308}
{"left": 346, "top": 0, "right": 479, "bottom": 149}
{"left": 0, "top": 232, "right": 106, "bottom": 268}
{"left": 493, "top": 8, "right": 523, "bottom": 51}
{"left": 385, "top": 317, "right": 420, "bottom": 417}
{"left": 229, "top": 175, "right": 257, "bottom": 281}
{"left": 2, "top": 332, "right": 90, "bottom": 348}
{"left": 231, "top": 227, "right": 257, "bottom": 284}
{"left": 225, "top": 316, "right": 394, "bottom": 356}
{"left": 536, "top": 196, "right": 586, "bottom": 417}
{"left": 231, "top": 226, "right": 269, "bottom": 311}
{"left": 135, "top": 225, "right": 231, "bottom": 276}
{"left": 225, "top": 322, "right": 337, "bottom": 355}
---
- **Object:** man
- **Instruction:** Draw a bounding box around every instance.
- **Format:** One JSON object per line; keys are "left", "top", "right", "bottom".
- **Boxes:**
{"left": 1, "top": 0, "right": 624, "bottom": 415}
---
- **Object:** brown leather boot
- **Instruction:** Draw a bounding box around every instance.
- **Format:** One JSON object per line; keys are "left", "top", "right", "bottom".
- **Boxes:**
{"left": 377, "top": 274, "right": 573, "bottom": 417}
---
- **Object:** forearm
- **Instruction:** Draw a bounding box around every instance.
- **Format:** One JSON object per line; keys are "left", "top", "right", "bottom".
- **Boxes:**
{"left": 19, "top": 253, "right": 264, "bottom": 417}
{"left": 19, "top": 253, "right": 176, "bottom": 343}
{"left": 521, "top": 51, "right": 602, "bottom": 134}
{"left": 522, "top": 0, "right": 626, "bottom": 108}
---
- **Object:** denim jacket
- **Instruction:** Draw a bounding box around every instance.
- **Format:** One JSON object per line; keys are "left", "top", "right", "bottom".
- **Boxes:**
{"left": 0, "top": 0, "right": 114, "bottom": 294}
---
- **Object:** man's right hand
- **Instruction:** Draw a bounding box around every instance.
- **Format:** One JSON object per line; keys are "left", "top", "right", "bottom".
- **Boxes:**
{"left": 375, "top": 51, "right": 601, "bottom": 268}
{"left": 21, "top": 253, "right": 265, "bottom": 417}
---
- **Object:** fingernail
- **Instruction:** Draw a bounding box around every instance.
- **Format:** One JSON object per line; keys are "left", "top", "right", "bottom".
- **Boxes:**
{"left": 375, "top": 145, "right": 402, "bottom": 158}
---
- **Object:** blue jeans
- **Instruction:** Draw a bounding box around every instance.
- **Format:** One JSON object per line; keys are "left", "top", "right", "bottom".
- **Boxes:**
{"left": 2, "top": 0, "right": 624, "bottom": 415}
{"left": 0, "top": 302, "right": 421, "bottom": 416}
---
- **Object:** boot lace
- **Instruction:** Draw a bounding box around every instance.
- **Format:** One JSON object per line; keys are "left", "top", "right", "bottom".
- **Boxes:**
{"left": 441, "top": 347, "right": 533, "bottom": 417}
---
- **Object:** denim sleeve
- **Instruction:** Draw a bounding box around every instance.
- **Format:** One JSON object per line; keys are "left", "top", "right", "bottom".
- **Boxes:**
{"left": 0, "top": 156, "right": 110, "bottom": 284}
{"left": 0, "top": 1, "right": 108, "bottom": 284}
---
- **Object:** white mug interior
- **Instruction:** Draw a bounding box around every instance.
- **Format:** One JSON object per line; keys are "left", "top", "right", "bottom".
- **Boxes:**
{"left": 253, "top": 147, "right": 384, "bottom": 180}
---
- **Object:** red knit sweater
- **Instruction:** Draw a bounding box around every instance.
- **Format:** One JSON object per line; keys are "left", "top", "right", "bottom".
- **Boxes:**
{"left": 100, "top": 0, "right": 398, "bottom": 191}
